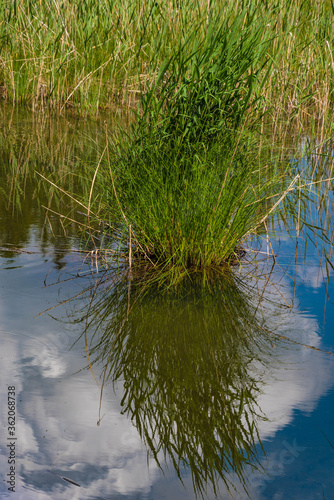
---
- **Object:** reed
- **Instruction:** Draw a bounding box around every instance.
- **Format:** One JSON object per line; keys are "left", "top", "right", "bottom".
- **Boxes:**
{"left": 0, "top": 0, "right": 333, "bottom": 118}
{"left": 88, "top": 7, "right": 291, "bottom": 284}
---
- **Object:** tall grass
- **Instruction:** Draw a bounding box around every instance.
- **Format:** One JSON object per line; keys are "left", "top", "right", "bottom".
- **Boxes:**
{"left": 87, "top": 8, "right": 291, "bottom": 284}
{"left": 0, "top": 0, "right": 334, "bottom": 117}
{"left": 4, "top": 2, "right": 332, "bottom": 283}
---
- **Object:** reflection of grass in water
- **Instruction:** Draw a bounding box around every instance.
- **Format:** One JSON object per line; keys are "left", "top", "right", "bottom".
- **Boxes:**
{"left": 0, "top": 106, "right": 108, "bottom": 258}
{"left": 320, "top": 430, "right": 334, "bottom": 500}
{"left": 76, "top": 272, "right": 277, "bottom": 497}
{"left": 320, "top": 430, "right": 334, "bottom": 451}
{"left": 0, "top": 106, "right": 103, "bottom": 212}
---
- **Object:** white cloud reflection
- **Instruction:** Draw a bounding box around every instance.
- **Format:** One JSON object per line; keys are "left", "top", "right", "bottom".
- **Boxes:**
{"left": 0, "top": 251, "right": 333, "bottom": 500}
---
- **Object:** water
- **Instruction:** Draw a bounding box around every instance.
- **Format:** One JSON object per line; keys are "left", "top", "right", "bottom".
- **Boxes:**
{"left": 1, "top": 106, "right": 334, "bottom": 499}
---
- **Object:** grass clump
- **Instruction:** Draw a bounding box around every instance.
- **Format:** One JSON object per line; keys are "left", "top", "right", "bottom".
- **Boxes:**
{"left": 92, "top": 9, "right": 288, "bottom": 284}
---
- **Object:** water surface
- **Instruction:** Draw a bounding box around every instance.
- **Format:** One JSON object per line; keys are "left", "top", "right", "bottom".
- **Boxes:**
{"left": 1, "top": 106, "right": 334, "bottom": 499}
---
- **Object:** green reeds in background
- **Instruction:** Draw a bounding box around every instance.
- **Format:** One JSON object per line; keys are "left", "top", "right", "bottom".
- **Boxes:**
{"left": 0, "top": 0, "right": 333, "bottom": 118}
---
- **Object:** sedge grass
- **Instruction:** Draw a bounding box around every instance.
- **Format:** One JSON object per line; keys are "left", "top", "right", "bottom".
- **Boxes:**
{"left": 87, "top": 8, "right": 292, "bottom": 285}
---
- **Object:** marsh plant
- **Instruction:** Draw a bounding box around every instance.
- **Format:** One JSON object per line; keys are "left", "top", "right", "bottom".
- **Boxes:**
{"left": 1, "top": 0, "right": 333, "bottom": 118}
{"left": 90, "top": 9, "right": 291, "bottom": 284}
{"left": 15, "top": 3, "right": 332, "bottom": 284}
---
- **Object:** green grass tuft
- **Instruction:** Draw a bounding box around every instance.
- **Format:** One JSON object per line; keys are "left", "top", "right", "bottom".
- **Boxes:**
{"left": 91, "top": 9, "right": 289, "bottom": 284}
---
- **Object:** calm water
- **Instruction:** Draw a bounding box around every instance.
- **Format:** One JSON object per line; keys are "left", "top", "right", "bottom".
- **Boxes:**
{"left": 1, "top": 106, "right": 334, "bottom": 500}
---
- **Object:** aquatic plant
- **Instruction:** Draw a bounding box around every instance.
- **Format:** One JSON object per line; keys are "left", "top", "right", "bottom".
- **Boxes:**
{"left": 90, "top": 8, "right": 289, "bottom": 283}
{"left": 9, "top": 2, "right": 332, "bottom": 284}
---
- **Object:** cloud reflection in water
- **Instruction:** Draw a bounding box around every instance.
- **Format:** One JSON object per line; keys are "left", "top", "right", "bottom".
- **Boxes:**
{"left": 0, "top": 256, "right": 333, "bottom": 499}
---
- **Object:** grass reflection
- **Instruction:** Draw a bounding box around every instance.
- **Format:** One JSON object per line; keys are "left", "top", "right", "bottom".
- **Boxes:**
{"left": 0, "top": 105, "right": 110, "bottom": 261}
{"left": 79, "top": 272, "right": 275, "bottom": 497}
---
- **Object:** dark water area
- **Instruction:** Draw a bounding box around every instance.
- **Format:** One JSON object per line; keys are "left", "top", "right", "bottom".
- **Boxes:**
{"left": 1, "top": 106, "right": 334, "bottom": 500}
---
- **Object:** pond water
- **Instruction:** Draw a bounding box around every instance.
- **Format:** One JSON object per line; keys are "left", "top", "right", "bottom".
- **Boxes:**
{"left": 1, "top": 106, "right": 334, "bottom": 500}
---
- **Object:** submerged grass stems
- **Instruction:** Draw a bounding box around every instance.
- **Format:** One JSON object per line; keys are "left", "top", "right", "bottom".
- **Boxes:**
{"left": 87, "top": 9, "right": 291, "bottom": 285}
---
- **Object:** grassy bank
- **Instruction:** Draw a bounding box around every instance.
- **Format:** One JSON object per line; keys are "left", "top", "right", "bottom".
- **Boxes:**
{"left": 0, "top": 0, "right": 333, "bottom": 118}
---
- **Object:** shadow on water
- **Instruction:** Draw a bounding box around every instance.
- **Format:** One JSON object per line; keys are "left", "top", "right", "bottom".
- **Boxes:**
{"left": 71, "top": 269, "right": 282, "bottom": 498}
